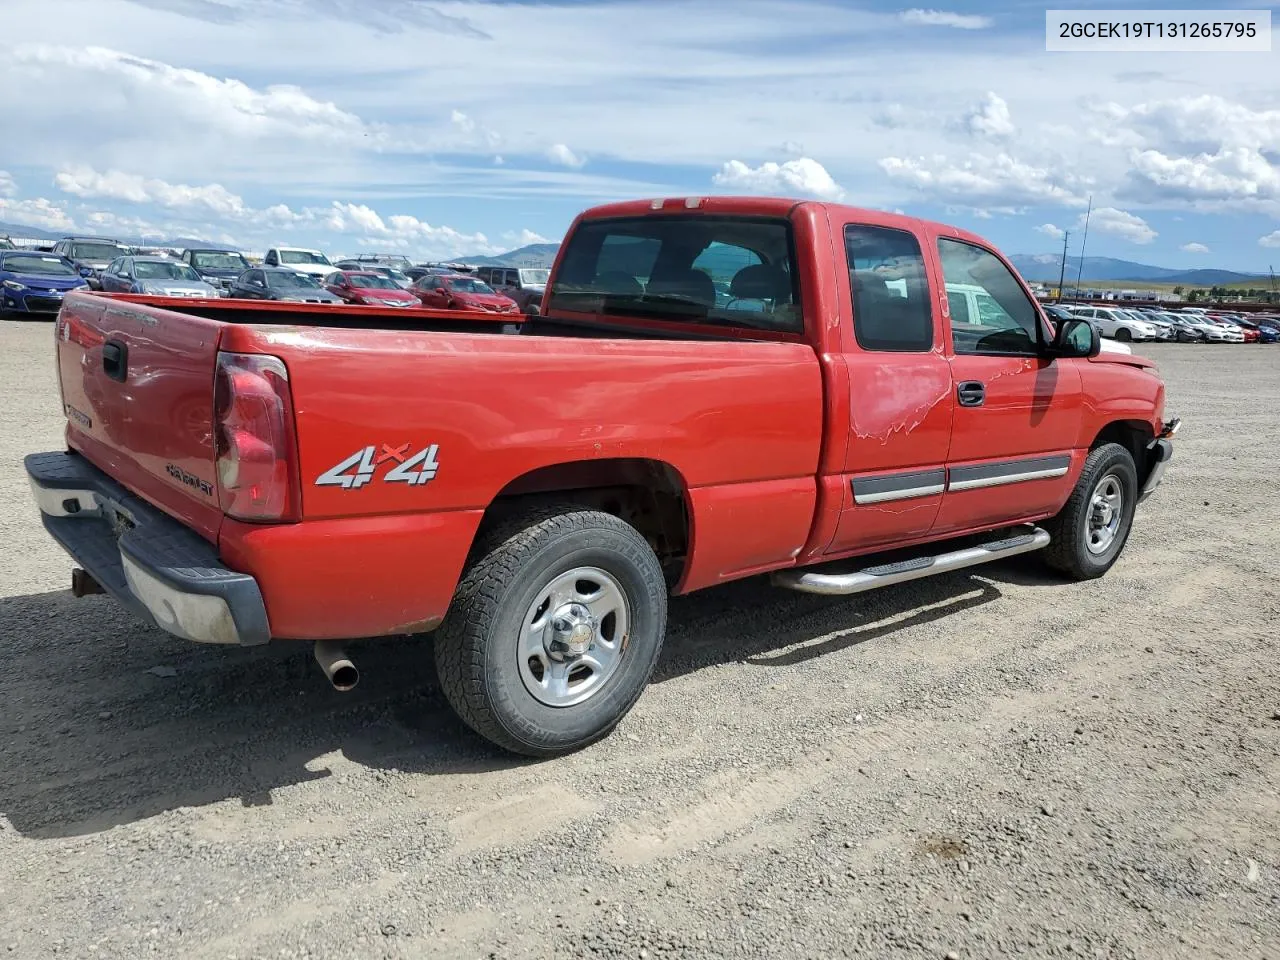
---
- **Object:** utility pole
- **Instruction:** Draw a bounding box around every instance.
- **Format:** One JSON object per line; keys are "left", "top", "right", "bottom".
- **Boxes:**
{"left": 1073, "top": 196, "right": 1092, "bottom": 299}
{"left": 1056, "top": 230, "right": 1071, "bottom": 301}
{"left": 1270, "top": 264, "right": 1277, "bottom": 303}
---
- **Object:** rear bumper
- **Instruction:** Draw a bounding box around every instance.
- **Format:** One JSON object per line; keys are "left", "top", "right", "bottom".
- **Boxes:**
{"left": 25, "top": 451, "right": 270, "bottom": 646}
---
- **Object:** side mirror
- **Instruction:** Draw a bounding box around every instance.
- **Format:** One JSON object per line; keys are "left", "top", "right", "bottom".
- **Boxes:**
{"left": 79, "top": 266, "right": 92, "bottom": 277}
{"left": 435, "top": 287, "right": 447, "bottom": 294}
{"left": 1050, "top": 317, "right": 1100, "bottom": 358}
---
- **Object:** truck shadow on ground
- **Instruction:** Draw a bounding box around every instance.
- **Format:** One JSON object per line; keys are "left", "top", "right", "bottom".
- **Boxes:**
{"left": 0, "top": 565, "right": 1032, "bottom": 839}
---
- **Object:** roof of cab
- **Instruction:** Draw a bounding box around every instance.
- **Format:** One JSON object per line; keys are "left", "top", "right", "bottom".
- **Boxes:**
{"left": 575, "top": 195, "right": 992, "bottom": 248}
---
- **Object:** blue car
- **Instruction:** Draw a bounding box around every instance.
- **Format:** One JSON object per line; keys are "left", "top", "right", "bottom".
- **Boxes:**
{"left": 0, "top": 251, "right": 89, "bottom": 319}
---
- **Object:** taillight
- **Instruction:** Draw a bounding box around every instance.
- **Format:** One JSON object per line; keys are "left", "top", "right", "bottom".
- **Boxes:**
{"left": 213, "top": 351, "right": 300, "bottom": 522}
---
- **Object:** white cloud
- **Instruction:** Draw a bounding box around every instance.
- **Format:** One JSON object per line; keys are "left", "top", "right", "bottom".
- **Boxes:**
{"left": 900, "top": 8, "right": 992, "bottom": 29}
{"left": 1126, "top": 147, "right": 1279, "bottom": 207}
{"left": 503, "top": 228, "right": 552, "bottom": 246}
{"left": 1180, "top": 242, "right": 1209, "bottom": 254}
{"left": 327, "top": 201, "right": 498, "bottom": 255}
{"left": 450, "top": 109, "right": 476, "bottom": 134}
{"left": 879, "top": 153, "right": 1088, "bottom": 208}
{"left": 966, "top": 92, "right": 1015, "bottom": 139}
{"left": 1035, "top": 223, "right": 1065, "bottom": 239}
{"left": 1260, "top": 231, "right": 1280, "bottom": 248}
{"left": 55, "top": 166, "right": 249, "bottom": 218}
{"left": 712, "top": 157, "right": 845, "bottom": 201}
{"left": 0, "top": 171, "right": 16, "bottom": 198}
{"left": 546, "top": 144, "right": 585, "bottom": 169}
{"left": 0, "top": 196, "right": 75, "bottom": 231}
{"left": 1082, "top": 207, "right": 1156, "bottom": 245}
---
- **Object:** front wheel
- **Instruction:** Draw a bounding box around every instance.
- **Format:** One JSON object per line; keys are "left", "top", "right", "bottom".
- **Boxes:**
{"left": 1115, "top": 328, "right": 1133, "bottom": 342}
{"left": 1042, "top": 442, "right": 1138, "bottom": 580}
{"left": 434, "top": 505, "right": 667, "bottom": 757}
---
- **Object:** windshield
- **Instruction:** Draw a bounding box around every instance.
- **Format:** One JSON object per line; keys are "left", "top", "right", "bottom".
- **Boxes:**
{"left": 71, "top": 242, "right": 124, "bottom": 262}
{"left": 347, "top": 274, "right": 398, "bottom": 289}
{"left": 280, "top": 249, "right": 330, "bottom": 265}
{"left": 191, "top": 251, "right": 248, "bottom": 270}
{"left": 1, "top": 254, "right": 78, "bottom": 277}
{"left": 369, "top": 266, "right": 409, "bottom": 283}
{"left": 135, "top": 261, "right": 203, "bottom": 281}
{"left": 270, "top": 271, "right": 322, "bottom": 289}
{"left": 445, "top": 278, "right": 495, "bottom": 294}
{"left": 519, "top": 269, "right": 549, "bottom": 286}
{"left": 549, "top": 216, "right": 801, "bottom": 332}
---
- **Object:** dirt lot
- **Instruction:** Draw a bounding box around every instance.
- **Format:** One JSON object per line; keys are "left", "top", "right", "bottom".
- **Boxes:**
{"left": 0, "top": 320, "right": 1276, "bottom": 960}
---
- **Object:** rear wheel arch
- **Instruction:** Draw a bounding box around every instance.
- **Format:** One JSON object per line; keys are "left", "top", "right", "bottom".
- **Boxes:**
{"left": 481, "top": 457, "right": 691, "bottom": 587}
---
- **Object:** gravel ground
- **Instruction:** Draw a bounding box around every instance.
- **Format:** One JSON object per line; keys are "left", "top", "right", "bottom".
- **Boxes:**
{"left": 1, "top": 319, "right": 1277, "bottom": 960}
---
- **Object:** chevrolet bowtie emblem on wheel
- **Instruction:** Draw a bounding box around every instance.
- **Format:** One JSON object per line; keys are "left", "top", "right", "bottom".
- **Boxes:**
{"left": 315, "top": 444, "right": 440, "bottom": 489}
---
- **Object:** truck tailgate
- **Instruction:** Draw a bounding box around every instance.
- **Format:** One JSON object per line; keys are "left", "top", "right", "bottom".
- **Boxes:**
{"left": 57, "top": 292, "right": 224, "bottom": 542}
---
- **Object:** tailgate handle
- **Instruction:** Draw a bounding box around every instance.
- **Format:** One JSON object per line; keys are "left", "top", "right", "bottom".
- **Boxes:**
{"left": 102, "top": 340, "right": 128, "bottom": 382}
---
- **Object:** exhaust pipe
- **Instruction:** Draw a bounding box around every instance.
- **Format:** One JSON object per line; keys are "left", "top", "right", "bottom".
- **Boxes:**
{"left": 314, "top": 641, "right": 359, "bottom": 692}
{"left": 71, "top": 567, "right": 105, "bottom": 597}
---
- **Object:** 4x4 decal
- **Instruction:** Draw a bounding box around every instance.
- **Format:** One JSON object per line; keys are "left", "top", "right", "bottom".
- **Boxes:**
{"left": 315, "top": 443, "right": 440, "bottom": 489}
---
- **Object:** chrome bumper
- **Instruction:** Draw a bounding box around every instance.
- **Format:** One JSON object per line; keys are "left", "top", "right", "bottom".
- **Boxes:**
{"left": 25, "top": 451, "right": 270, "bottom": 646}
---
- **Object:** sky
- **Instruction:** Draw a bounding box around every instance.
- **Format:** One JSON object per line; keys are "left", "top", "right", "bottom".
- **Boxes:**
{"left": 0, "top": 0, "right": 1278, "bottom": 268}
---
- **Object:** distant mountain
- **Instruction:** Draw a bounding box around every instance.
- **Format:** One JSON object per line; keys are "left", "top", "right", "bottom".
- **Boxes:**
{"left": 1010, "top": 254, "right": 1259, "bottom": 286}
{"left": 462, "top": 242, "right": 562, "bottom": 267}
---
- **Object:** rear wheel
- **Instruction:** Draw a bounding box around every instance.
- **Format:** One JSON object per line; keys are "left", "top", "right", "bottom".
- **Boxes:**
{"left": 1042, "top": 443, "right": 1138, "bottom": 580}
{"left": 434, "top": 505, "right": 667, "bottom": 757}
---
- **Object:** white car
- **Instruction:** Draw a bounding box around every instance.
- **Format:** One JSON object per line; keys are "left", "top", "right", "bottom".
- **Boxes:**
{"left": 263, "top": 246, "right": 333, "bottom": 278}
{"left": 1179, "top": 314, "right": 1244, "bottom": 342}
{"left": 1067, "top": 305, "right": 1161, "bottom": 342}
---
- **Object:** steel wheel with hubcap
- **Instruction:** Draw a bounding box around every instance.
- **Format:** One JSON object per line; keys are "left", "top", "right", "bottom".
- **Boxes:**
{"left": 519, "top": 567, "right": 630, "bottom": 708}
{"left": 1043, "top": 442, "right": 1138, "bottom": 580}
{"left": 435, "top": 504, "right": 667, "bottom": 757}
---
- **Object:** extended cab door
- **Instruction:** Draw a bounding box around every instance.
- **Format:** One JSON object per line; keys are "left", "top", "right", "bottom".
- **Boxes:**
{"left": 823, "top": 218, "right": 955, "bottom": 555}
{"left": 930, "top": 231, "right": 1083, "bottom": 534}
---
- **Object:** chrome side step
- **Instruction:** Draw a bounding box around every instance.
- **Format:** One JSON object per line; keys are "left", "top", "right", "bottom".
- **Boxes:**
{"left": 771, "top": 526, "right": 1051, "bottom": 596}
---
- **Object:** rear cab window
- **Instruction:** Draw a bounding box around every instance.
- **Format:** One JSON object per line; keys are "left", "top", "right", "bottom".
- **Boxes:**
{"left": 548, "top": 215, "right": 802, "bottom": 333}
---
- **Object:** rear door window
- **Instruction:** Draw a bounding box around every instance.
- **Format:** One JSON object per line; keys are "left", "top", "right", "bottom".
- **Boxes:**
{"left": 844, "top": 224, "right": 933, "bottom": 352}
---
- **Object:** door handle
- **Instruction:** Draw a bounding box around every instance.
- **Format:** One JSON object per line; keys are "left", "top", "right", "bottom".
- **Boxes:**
{"left": 957, "top": 380, "right": 985, "bottom": 407}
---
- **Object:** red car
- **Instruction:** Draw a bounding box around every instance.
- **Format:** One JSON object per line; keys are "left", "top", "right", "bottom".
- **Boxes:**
{"left": 322, "top": 270, "right": 418, "bottom": 307}
{"left": 412, "top": 273, "right": 519, "bottom": 313}
{"left": 27, "top": 195, "right": 1177, "bottom": 757}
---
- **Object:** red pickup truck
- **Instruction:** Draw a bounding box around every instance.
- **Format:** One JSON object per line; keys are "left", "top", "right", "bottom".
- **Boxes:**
{"left": 27, "top": 196, "right": 1178, "bottom": 756}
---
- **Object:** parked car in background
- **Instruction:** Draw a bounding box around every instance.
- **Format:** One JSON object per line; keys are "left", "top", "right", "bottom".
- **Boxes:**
{"left": 99, "top": 256, "right": 220, "bottom": 298}
{"left": 411, "top": 273, "right": 520, "bottom": 313}
{"left": 227, "top": 267, "right": 344, "bottom": 303}
{"left": 1180, "top": 314, "right": 1244, "bottom": 342}
{"left": 1067, "top": 305, "right": 1161, "bottom": 342}
{"left": 0, "top": 236, "right": 15, "bottom": 250}
{"left": 334, "top": 260, "right": 413, "bottom": 288}
{"left": 1121, "top": 309, "right": 1175, "bottom": 340}
{"left": 340, "top": 253, "right": 414, "bottom": 270}
{"left": 181, "top": 247, "right": 251, "bottom": 295}
{"left": 473, "top": 266, "right": 548, "bottom": 314}
{"left": 323, "top": 270, "right": 419, "bottom": 306}
{"left": 1150, "top": 312, "right": 1207, "bottom": 342}
{"left": 50, "top": 236, "right": 128, "bottom": 289}
{"left": 1041, "top": 303, "right": 1133, "bottom": 355}
{"left": 262, "top": 246, "right": 333, "bottom": 278}
{"left": 0, "top": 251, "right": 88, "bottom": 318}
{"left": 1209, "top": 314, "right": 1261, "bottom": 342}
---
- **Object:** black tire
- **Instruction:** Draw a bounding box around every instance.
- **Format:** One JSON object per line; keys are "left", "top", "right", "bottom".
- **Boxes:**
{"left": 434, "top": 504, "right": 667, "bottom": 757}
{"left": 1115, "top": 328, "right": 1133, "bottom": 342}
{"left": 1042, "top": 442, "right": 1138, "bottom": 580}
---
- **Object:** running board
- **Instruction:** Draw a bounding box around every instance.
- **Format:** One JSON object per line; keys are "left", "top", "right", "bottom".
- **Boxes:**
{"left": 771, "top": 526, "right": 1051, "bottom": 596}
